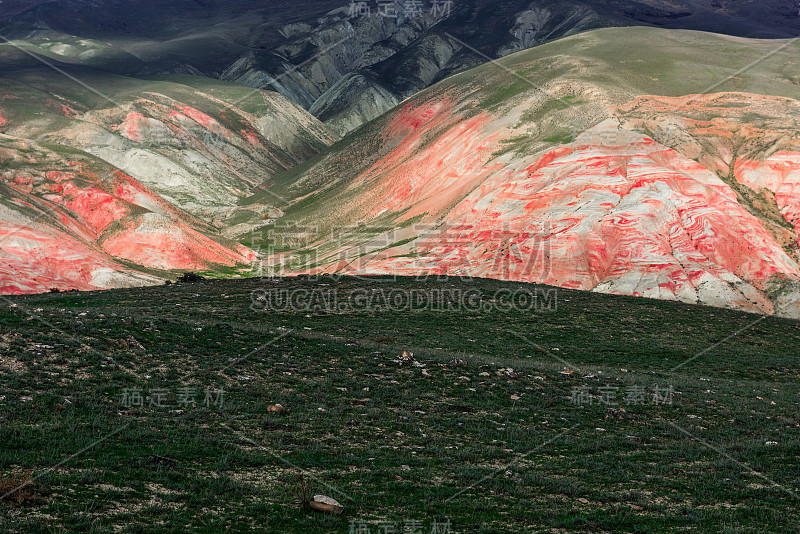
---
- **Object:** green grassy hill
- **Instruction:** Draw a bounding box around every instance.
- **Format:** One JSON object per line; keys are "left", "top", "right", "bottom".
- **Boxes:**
{"left": 0, "top": 276, "right": 798, "bottom": 532}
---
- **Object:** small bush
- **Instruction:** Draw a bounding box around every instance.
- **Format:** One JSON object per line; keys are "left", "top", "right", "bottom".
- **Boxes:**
{"left": 177, "top": 272, "right": 206, "bottom": 283}
{"left": 0, "top": 470, "right": 37, "bottom": 506}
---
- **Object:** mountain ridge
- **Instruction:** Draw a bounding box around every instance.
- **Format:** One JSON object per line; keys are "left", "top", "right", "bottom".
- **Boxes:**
{"left": 2, "top": 0, "right": 798, "bottom": 134}
{"left": 239, "top": 28, "right": 800, "bottom": 317}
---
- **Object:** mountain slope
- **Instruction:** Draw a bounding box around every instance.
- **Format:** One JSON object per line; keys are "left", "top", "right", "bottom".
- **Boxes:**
{"left": 242, "top": 28, "right": 800, "bottom": 317}
{"left": 0, "top": 49, "right": 337, "bottom": 293}
{"left": 0, "top": 130, "right": 263, "bottom": 294}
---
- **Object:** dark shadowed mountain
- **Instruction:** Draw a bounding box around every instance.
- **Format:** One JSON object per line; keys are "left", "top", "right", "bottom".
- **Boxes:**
{"left": 1, "top": 1, "right": 798, "bottom": 133}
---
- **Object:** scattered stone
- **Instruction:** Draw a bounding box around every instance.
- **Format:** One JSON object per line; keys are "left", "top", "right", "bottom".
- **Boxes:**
{"left": 124, "top": 335, "right": 145, "bottom": 352}
{"left": 267, "top": 404, "right": 287, "bottom": 414}
{"left": 605, "top": 408, "right": 627, "bottom": 419}
{"left": 309, "top": 495, "right": 344, "bottom": 515}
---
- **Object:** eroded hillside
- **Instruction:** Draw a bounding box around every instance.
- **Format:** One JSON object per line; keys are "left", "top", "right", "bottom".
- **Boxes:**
{"left": 0, "top": 56, "right": 337, "bottom": 293}
{"left": 244, "top": 28, "right": 800, "bottom": 317}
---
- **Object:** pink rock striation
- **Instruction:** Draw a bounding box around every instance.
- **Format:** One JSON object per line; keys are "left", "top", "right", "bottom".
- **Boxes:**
{"left": 0, "top": 141, "right": 254, "bottom": 294}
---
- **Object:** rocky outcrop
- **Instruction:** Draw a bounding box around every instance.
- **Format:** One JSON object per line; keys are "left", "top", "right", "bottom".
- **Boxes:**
{"left": 309, "top": 73, "right": 399, "bottom": 136}
{"left": 213, "top": 0, "right": 800, "bottom": 133}
{"left": 267, "top": 107, "right": 800, "bottom": 315}
{"left": 219, "top": 8, "right": 440, "bottom": 109}
{"left": 617, "top": 92, "right": 800, "bottom": 262}
{"left": 497, "top": 2, "right": 614, "bottom": 56}
{"left": 736, "top": 153, "right": 800, "bottom": 236}
{"left": 0, "top": 183, "right": 160, "bottom": 295}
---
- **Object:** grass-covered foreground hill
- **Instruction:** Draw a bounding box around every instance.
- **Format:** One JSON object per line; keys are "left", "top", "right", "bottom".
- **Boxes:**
{"left": 0, "top": 276, "right": 798, "bottom": 532}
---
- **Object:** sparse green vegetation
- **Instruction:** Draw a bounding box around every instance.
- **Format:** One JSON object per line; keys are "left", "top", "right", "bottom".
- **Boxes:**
{"left": 479, "top": 75, "right": 534, "bottom": 109}
{"left": 492, "top": 134, "right": 536, "bottom": 157}
{"left": 542, "top": 133, "right": 576, "bottom": 144}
